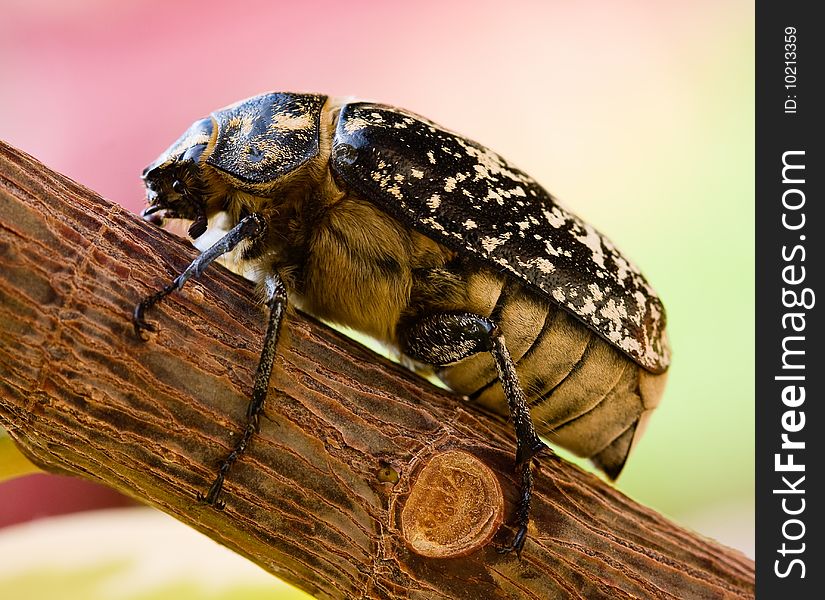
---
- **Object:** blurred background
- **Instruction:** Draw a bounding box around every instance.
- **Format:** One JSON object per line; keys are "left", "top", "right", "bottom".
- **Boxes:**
{"left": 0, "top": 0, "right": 753, "bottom": 598}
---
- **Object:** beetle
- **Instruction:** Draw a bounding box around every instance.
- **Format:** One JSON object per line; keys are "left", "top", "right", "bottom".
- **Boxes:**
{"left": 134, "top": 91, "right": 670, "bottom": 555}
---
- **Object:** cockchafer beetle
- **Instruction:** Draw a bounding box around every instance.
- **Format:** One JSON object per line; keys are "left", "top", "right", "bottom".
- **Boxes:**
{"left": 135, "top": 92, "right": 670, "bottom": 554}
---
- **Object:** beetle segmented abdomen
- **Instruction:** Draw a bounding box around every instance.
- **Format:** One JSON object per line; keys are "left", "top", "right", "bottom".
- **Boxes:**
{"left": 436, "top": 272, "right": 666, "bottom": 478}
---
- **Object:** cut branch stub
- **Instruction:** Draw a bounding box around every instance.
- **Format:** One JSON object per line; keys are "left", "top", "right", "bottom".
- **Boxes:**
{"left": 400, "top": 449, "right": 503, "bottom": 558}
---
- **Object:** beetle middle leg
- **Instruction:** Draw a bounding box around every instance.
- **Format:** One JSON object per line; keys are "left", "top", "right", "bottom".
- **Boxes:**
{"left": 199, "top": 274, "right": 287, "bottom": 508}
{"left": 400, "top": 311, "right": 549, "bottom": 556}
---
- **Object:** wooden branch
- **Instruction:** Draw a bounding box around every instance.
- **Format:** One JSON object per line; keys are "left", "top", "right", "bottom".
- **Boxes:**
{"left": 0, "top": 140, "right": 754, "bottom": 599}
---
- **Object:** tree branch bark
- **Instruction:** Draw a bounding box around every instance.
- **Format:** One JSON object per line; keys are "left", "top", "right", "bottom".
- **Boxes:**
{"left": 0, "top": 141, "right": 754, "bottom": 599}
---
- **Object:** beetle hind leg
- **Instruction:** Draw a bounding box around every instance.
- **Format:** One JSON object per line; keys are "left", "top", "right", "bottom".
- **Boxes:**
{"left": 400, "top": 311, "right": 549, "bottom": 556}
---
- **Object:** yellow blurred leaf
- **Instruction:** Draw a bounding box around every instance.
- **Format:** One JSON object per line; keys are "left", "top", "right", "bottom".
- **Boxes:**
{"left": 0, "top": 434, "right": 41, "bottom": 482}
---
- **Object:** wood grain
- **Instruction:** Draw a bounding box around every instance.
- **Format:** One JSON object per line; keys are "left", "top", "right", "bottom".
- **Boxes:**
{"left": 0, "top": 140, "right": 754, "bottom": 599}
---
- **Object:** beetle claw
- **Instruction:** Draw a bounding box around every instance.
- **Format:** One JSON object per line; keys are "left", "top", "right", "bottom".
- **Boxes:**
{"left": 135, "top": 318, "right": 155, "bottom": 333}
{"left": 132, "top": 305, "right": 157, "bottom": 338}
{"left": 496, "top": 526, "right": 527, "bottom": 557}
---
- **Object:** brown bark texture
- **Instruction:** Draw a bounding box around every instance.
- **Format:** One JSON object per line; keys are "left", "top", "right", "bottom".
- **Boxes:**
{"left": 0, "top": 140, "right": 754, "bottom": 599}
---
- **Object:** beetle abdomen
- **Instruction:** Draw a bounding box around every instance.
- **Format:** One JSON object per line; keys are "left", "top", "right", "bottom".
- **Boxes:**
{"left": 437, "top": 271, "right": 667, "bottom": 478}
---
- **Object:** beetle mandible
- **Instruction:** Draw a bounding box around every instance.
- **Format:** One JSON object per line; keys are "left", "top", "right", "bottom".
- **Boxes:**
{"left": 135, "top": 92, "right": 670, "bottom": 555}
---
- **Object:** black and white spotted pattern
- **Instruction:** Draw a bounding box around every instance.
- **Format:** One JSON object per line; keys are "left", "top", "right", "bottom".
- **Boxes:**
{"left": 331, "top": 102, "right": 669, "bottom": 373}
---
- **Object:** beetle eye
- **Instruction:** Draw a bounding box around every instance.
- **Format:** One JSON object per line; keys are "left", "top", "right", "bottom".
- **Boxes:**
{"left": 172, "top": 179, "right": 185, "bottom": 194}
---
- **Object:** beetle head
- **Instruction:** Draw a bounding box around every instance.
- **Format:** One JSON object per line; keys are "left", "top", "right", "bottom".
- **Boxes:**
{"left": 141, "top": 118, "right": 214, "bottom": 239}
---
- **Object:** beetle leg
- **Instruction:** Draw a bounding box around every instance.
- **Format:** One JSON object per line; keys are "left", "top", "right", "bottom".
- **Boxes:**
{"left": 199, "top": 274, "right": 288, "bottom": 509}
{"left": 133, "top": 213, "right": 266, "bottom": 336}
{"left": 488, "top": 331, "right": 549, "bottom": 556}
{"left": 400, "top": 312, "right": 549, "bottom": 556}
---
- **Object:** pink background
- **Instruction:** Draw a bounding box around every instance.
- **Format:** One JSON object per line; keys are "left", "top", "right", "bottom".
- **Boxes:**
{"left": 2, "top": 0, "right": 719, "bottom": 214}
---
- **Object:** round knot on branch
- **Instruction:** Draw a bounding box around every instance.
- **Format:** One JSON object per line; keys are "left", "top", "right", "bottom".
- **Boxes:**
{"left": 400, "top": 449, "right": 503, "bottom": 558}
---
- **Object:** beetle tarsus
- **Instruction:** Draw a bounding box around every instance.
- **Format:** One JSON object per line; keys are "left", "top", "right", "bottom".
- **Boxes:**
{"left": 496, "top": 455, "right": 539, "bottom": 557}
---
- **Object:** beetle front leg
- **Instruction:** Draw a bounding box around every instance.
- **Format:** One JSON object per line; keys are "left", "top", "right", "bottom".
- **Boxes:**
{"left": 400, "top": 312, "right": 549, "bottom": 556}
{"left": 133, "top": 213, "right": 266, "bottom": 336}
{"left": 199, "top": 274, "right": 288, "bottom": 508}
